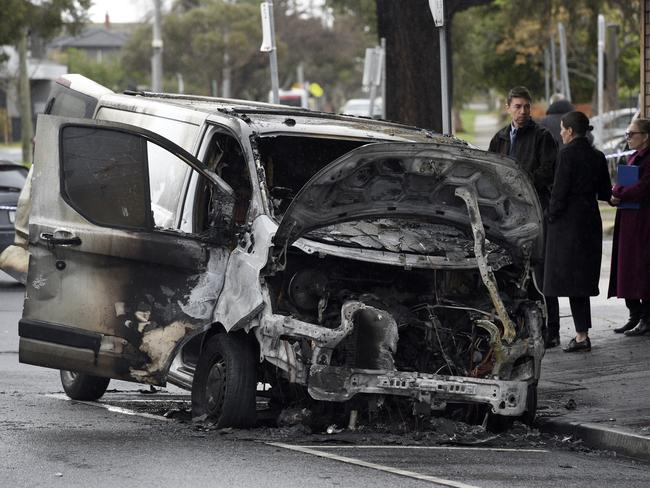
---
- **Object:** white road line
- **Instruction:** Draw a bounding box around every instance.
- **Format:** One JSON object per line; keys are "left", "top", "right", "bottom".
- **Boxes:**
{"left": 45, "top": 393, "right": 170, "bottom": 421}
{"left": 297, "top": 445, "right": 548, "bottom": 453}
{"left": 91, "top": 398, "right": 189, "bottom": 404}
{"left": 268, "top": 442, "right": 481, "bottom": 488}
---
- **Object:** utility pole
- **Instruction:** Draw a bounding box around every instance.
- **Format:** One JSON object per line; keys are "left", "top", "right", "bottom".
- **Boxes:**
{"left": 151, "top": 0, "right": 163, "bottom": 92}
{"left": 606, "top": 23, "right": 619, "bottom": 111}
{"left": 544, "top": 48, "right": 550, "bottom": 102}
{"left": 550, "top": 38, "right": 558, "bottom": 93}
{"left": 558, "top": 22, "right": 571, "bottom": 101}
{"left": 260, "top": 1, "right": 279, "bottom": 104}
{"left": 596, "top": 15, "right": 605, "bottom": 144}
{"left": 17, "top": 28, "right": 33, "bottom": 164}
{"left": 222, "top": 28, "right": 232, "bottom": 98}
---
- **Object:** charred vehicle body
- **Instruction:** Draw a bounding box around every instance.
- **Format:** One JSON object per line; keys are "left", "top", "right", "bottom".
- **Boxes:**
{"left": 16, "top": 75, "right": 545, "bottom": 427}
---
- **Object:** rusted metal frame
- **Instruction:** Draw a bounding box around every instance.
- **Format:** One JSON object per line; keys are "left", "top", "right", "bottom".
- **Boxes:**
{"left": 454, "top": 186, "right": 516, "bottom": 343}
{"left": 307, "top": 365, "right": 529, "bottom": 415}
{"left": 256, "top": 301, "right": 366, "bottom": 382}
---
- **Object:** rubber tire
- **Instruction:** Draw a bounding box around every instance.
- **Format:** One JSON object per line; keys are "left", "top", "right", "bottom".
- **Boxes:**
{"left": 191, "top": 333, "right": 257, "bottom": 428}
{"left": 520, "top": 382, "right": 538, "bottom": 426}
{"left": 60, "top": 370, "right": 110, "bottom": 401}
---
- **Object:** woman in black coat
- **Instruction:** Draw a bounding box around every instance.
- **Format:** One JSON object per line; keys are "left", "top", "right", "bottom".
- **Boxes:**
{"left": 543, "top": 111, "right": 612, "bottom": 352}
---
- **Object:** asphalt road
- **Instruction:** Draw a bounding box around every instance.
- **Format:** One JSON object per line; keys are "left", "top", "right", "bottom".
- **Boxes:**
{"left": 1, "top": 273, "right": 649, "bottom": 487}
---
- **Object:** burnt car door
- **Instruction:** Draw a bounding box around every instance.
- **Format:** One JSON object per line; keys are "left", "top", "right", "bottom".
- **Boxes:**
{"left": 19, "top": 115, "right": 235, "bottom": 385}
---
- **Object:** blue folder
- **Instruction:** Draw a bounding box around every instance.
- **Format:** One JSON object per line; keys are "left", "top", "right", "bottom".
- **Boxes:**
{"left": 617, "top": 164, "right": 640, "bottom": 209}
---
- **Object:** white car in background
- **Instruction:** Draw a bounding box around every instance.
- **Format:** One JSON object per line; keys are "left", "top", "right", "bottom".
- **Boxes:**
{"left": 341, "top": 98, "right": 383, "bottom": 118}
{"left": 591, "top": 107, "right": 637, "bottom": 149}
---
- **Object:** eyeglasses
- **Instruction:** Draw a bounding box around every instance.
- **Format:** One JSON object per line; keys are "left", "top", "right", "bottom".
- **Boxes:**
{"left": 625, "top": 131, "right": 646, "bottom": 139}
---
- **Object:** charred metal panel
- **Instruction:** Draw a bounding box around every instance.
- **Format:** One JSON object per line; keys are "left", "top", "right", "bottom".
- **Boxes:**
{"left": 22, "top": 116, "right": 229, "bottom": 384}
{"left": 273, "top": 143, "right": 543, "bottom": 266}
{"left": 212, "top": 215, "right": 276, "bottom": 332}
{"left": 351, "top": 306, "right": 397, "bottom": 370}
{"left": 246, "top": 113, "right": 443, "bottom": 143}
{"left": 300, "top": 220, "right": 514, "bottom": 270}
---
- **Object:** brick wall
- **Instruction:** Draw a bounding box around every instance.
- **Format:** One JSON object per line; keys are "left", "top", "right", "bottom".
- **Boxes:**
{"left": 643, "top": 0, "right": 650, "bottom": 117}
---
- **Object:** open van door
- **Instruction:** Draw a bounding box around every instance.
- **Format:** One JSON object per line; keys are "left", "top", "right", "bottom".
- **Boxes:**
{"left": 19, "top": 115, "right": 234, "bottom": 386}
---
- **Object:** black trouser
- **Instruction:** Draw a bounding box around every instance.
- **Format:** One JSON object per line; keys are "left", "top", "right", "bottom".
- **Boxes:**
{"left": 534, "top": 261, "right": 560, "bottom": 335}
{"left": 569, "top": 297, "right": 592, "bottom": 333}
{"left": 625, "top": 299, "right": 650, "bottom": 320}
{"left": 546, "top": 295, "right": 560, "bottom": 334}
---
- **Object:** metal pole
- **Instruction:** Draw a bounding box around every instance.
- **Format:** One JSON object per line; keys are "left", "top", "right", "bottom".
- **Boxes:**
{"left": 550, "top": 38, "right": 558, "bottom": 93}
{"left": 558, "top": 22, "right": 571, "bottom": 101}
{"left": 151, "top": 0, "right": 163, "bottom": 92}
{"left": 606, "top": 23, "right": 619, "bottom": 111}
{"left": 17, "top": 28, "right": 33, "bottom": 164}
{"left": 380, "top": 37, "right": 387, "bottom": 119}
{"left": 597, "top": 15, "right": 605, "bottom": 116}
{"left": 597, "top": 14, "right": 606, "bottom": 145}
{"left": 439, "top": 26, "right": 451, "bottom": 134}
{"left": 222, "top": 28, "right": 231, "bottom": 98}
{"left": 267, "top": 0, "right": 280, "bottom": 104}
{"left": 544, "top": 48, "right": 550, "bottom": 103}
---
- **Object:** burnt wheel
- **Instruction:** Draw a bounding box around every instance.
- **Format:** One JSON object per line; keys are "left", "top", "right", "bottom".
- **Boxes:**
{"left": 520, "top": 381, "right": 538, "bottom": 426}
{"left": 191, "top": 332, "right": 256, "bottom": 428}
{"left": 60, "top": 370, "right": 110, "bottom": 401}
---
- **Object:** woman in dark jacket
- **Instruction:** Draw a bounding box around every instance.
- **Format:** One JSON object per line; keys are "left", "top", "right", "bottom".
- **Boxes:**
{"left": 608, "top": 118, "right": 650, "bottom": 335}
{"left": 544, "top": 111, "right": 612, "bottom": 352}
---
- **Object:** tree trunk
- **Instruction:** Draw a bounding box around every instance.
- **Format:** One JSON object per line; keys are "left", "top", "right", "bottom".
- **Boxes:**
{"left": 17, "top": 28, "right": 33, "bottom": 165}
{"left": 376, "top": 0, "right": 492, "bottom": 132}
{"left": 376, "top": 0, "right": 442, "bottom": 131}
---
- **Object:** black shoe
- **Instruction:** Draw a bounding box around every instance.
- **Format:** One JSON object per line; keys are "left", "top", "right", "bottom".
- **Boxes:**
{"left": 614, "top": 316, "right": 640, "bottom": 333}
{"left": 624, "top": 319, "right": 650, "bottom": 336}
{"left": 563, "top": 337, "right": 591, "bottom": 352}
{"left": 544, "top": 334, "right": 561, "bottom": 349}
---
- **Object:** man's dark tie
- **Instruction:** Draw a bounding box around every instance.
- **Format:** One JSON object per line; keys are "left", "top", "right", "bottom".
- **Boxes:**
{"left": 509, "top": 129, "right": 517, "bottom": 157}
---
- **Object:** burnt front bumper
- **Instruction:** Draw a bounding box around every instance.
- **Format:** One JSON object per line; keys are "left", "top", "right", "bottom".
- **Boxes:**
{"left": 308, "top": 365, "right": 530, "bottom": 416}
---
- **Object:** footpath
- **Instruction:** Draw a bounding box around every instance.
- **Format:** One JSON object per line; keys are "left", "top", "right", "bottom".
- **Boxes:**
{"left": 473, "top": 110, "right": 650, "bottom": 461}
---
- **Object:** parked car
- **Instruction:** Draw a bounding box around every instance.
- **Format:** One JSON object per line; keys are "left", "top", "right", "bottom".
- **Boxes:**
{"left": 591, "top": 107, "right": 637, "bottom": 149}
{"left": 340, "top": 97, "right": 383, "bottom": 118}
{"left": 15, "top": 75, "right": 545, "bottom": 428}
{"left": 600, "top": 135, "right": 634, "bottom": 182}
{"left": 0, "top": 161, "right": 28, "bottom": 253}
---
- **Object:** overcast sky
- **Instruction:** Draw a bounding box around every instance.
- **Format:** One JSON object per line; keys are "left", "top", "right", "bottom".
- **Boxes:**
{"left": 88, "top": 0, "right": 167, "bottom": 23}
{"left": 88, "top": 0, "right": 326, "bottom": 23}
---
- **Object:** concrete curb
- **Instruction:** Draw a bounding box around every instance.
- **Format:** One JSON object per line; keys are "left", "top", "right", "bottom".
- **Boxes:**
{"left": 536, "top": 417, "right": 650, "bottom": 461}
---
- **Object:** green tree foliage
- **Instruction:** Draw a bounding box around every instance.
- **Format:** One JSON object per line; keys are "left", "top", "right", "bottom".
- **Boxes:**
{"left": 64, "top": 48, "right": 126, "bottom": 91}
{"left": 122, "top": 1, "right": 267, "bottom": 96}
{"left": 121, "top": 0, "right": 371, "bottom": 105}
{"left": 0, "top": 0, "right": 90, "bottom": 162}
{"left": 326, "top": 0, "right": 377, "bottom": 35}
{"left": 0, "top": 0, "right": 90, "bottom": 47}
{"left": 453, "top": 0, "right": 640, "bottom": 103}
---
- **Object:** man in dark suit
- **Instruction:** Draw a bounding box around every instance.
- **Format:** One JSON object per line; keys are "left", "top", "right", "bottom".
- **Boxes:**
{"left": 489, "top": 86, "right": 560, "bottom": 348}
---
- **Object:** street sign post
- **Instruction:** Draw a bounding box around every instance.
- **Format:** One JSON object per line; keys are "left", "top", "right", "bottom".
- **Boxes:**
{"left": 429, "top": 0, "right": 444, "bottom": 27}
{"left": 362, "top": 46, "right": 385, "bottom": 118}
{"left": 429, "top": 0, "right": 451, "bottom": 134}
